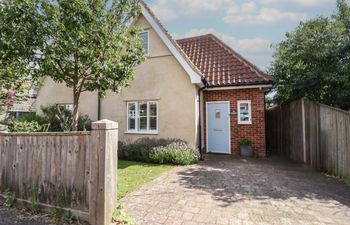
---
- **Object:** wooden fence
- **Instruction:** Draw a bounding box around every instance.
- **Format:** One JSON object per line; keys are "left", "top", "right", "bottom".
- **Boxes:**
{"left": 266, "top": 98, "right": 350, "bottom": 179}
{"left": 0, "top": 120, "right": 118, "bottom": 225}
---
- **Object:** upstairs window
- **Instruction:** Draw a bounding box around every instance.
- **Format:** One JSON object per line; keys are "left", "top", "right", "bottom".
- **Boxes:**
{"left": 56, "top": 103, "right": 73, "bottom": 112}
{"left": 139, "top": 31, "right": 149, "bottom": 55}
{"left": 127, "top": 101, "right": 158, "bottom": 133}
{"left": 237, "top": 100, "right": 252, "bottom": 124}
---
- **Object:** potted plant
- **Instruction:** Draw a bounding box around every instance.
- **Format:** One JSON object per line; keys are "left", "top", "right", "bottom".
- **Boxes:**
{"left": 239, "top": 139, "right": 253, "bottom": 157}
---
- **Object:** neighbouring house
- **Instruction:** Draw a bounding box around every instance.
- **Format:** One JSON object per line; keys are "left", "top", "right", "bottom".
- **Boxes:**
{"left": 35, "top": 1, "right": 272, "bottom": 157}
{"left": 8, "top": 98, "right": 36, "bottom": 119}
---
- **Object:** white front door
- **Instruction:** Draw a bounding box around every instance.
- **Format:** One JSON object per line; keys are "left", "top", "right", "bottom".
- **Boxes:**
{"left": 207, "top": 102, "right": 231, "bottom": 154}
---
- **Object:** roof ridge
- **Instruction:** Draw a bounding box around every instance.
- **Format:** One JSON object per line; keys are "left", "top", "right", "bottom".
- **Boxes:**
{"left": 176, "top": 33, "right": 214, "bottom": 41}
{"left": 208, "top": 34, "right": 271, "bottom": 81}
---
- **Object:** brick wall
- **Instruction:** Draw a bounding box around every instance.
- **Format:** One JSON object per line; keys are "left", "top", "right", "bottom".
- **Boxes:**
{"left": 203, "top": 88, "right": 266, "bottom": 157}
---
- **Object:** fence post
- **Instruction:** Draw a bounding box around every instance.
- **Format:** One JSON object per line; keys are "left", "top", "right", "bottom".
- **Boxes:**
{"left": 89, "top": 120, "right": 118, "bottom": 225}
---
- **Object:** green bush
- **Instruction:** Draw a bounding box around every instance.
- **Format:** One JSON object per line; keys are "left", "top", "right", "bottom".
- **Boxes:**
{"left": 9, "top": 105, "right": 92, "bottom": 132}
{"left": 149, "top": 142, "right": 198, "bottom": 165}
{"left": 239, "top": 138, "right": 253, "bottom": 146}
{"left": 119, "top": 138, "right": 199, "bottom": 165}
{"left": 8, "top": 120, "right": 42, "bottom": 133}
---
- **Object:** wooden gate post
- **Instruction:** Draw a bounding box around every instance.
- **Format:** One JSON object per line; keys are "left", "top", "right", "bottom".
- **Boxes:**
{"left": 89, "top": 120, "right": 118, "bottom": 225}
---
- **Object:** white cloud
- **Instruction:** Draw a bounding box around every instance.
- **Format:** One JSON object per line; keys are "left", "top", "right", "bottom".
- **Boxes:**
{"left": 178, "top": 28, "right": 273, "bottom": 68}
{"left": 293, "top": 0, "right": 332, "bottom": 6}
{"left": 224, "top": 2, "right": 307, "bottom": 24}
{"left": 150, "top": 0, "right": 229, "bottom": 21}
{"left": 257, "top": 0, "right": 333, "bottom": 6}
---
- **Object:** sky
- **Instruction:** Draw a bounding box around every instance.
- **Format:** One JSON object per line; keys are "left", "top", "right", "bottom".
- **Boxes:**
{"left": 145, "top": 0, "right": 344, "bottom": 71}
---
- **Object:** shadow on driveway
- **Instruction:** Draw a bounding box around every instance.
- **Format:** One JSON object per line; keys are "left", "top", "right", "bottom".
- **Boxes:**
{"left": 178, "top": 155, "right": 350, "bottom": 207}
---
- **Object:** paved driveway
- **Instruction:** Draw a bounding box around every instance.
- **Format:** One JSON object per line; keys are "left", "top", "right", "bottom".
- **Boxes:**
{"left": 124, "top": 155, "right": 350, "bottom": 225}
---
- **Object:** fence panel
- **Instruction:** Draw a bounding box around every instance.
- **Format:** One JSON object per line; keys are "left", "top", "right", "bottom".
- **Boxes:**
{"left": 0, "top": 120, "right": 118, "bottom": 225}
{"left": 266, "top": 98, "right": 350, "bottom": 179}
{"left": 0, "top": 133, "right": 91, "bottom": 211}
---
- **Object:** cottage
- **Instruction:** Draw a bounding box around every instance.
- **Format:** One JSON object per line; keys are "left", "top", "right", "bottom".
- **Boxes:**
{"left": 35, "top": 1, "right": 272, "bottom": 157}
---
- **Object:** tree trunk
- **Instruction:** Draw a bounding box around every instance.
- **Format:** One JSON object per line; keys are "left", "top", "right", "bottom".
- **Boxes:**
{"left": 71, "top": 88, "right": 80, "bottom": 131}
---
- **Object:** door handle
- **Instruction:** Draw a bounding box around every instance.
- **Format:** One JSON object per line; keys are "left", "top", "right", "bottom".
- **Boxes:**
{"left": 213, "top": 129, "right": 223, "bottom": 132}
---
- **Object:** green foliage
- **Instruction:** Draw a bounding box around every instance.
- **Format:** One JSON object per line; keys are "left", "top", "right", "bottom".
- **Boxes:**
{"left": 270, "top": 0, "right": 350, "bottom": 110}
{"left": 61, "top": 212, "right": 77, "bottom": 224}
{"left": 112, "top": 203, "right": 133, "bottom": 225}
{"left": 8, "top": 120, "right": 42, "bottom": 133}
{"left": 0, "top": 0, "right": 145, "bottom": 130}
{"left": 3, "top": 190, "right": 15, "bottom": 208}
{"left": 8, "top": 105, "right": 92, "bottom": 132}
{"left": 239, "top": 139, "right": 253, "bottom": 147}
{"left": 345, "top": 179, "right": 350, "bottom": 187}
{"left": 119, "top": 138, "right": 199, "bottom": 165}
{"left": 149, "top": 143, "right": 198, "bottom": 165}
{"left": 28, "top": 187, "right": 39, "bottom": 214}
{"left": 0, "top": 0, "right": 42, "bottom": 114}
{"left": 18, "top": 200, "right": 26, "bottom": 210}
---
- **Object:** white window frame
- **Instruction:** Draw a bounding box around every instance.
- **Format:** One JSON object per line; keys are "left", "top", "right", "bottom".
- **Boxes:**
{"left": 139, "top": 31, "right": 150, "bottom": 56}
{"left": 237, "top": 100, "right": 252, "bottom": 125}
{"left": 56, "top": 103, "right": 74, "bottom": 112}
{"left": 126, "top": 101, "right": 158, "bottom": 134}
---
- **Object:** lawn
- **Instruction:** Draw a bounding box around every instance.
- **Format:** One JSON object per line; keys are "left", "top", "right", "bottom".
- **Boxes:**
{"left": 117, "top": 160, "right": 174, "bottom": 199}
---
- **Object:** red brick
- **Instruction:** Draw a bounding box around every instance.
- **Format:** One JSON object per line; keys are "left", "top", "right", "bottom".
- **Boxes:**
{"left": 203, "top": 88, "right": 266, "bottom": 157}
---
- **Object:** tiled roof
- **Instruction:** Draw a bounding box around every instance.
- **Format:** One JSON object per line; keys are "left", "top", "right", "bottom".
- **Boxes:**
{"left": 176, "top": 34, "right": 272, "bottom": 87}
{"left": 9, "top": 98, "right": 36, "bottom": 112}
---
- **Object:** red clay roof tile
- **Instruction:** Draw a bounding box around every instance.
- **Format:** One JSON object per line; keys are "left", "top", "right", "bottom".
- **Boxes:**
{"left": 176, "top": 34, "right": 272, "bottom": 87}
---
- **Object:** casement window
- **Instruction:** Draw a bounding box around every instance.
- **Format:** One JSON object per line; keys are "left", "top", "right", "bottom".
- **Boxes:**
{"left": 56, "top": 103, "right": 73, "bottom": 112}
{"left": 127, "top": 101, "right": 158, "bottom": 133}
{"left": 139, "top": 31, "right": 149, "bottom": 55}
{"left": 237, "top": 100, "right": 252, "bottom": 124}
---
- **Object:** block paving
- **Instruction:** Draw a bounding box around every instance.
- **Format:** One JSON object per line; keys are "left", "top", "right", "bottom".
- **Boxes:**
{"left": 124, "top": 155, "right": 350, "bottom": 225}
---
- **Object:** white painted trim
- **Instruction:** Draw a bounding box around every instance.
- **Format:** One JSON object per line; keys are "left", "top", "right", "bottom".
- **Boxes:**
{"left": 205, "top": 84, "right": 272, "bottom": 91}
{"left": 126, "top": 101, "right": 137, "bottom": 132}
{"left": 126, "top": 101, "right": 158, "bottom": 134}
{"left": 125, "top": 131, "right": 158, "bottom": 135}
{"left": 237, "top": 100, "right": 252, "bottom": 125}
{"left": 206, "top": 101, "right": 231, "bottom": 155}
{"left": 140, "top": 4, "right": 202, "bottom": 84}
{"left": 139, "top": 31, "right": 150, "bottom": 56}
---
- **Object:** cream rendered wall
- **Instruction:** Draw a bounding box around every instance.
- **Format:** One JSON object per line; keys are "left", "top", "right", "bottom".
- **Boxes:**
{"left": 102, "top": 15, "right": 199, "bottom": 148}
{"left": 35, "top": 14, "right": 199, "bottom": 148}
{"left": 35, "top": 77, "right": 99, "bottom": 121}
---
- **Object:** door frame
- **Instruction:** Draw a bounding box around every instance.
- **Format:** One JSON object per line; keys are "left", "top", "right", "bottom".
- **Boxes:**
{"left": 206, "top": 101, "right": 231, "bottom": 155}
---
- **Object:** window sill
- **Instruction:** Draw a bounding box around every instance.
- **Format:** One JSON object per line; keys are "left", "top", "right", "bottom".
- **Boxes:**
{"left": 238, "top": 122, "right": 252, "bottom": 125}
{"left": 125, "top": 131, "right": 159, "bottom": 135}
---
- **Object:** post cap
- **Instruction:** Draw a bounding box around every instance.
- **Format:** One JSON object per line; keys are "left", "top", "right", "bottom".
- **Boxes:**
{"left": 92, "top": 119, "right": 118, "bottom": 130}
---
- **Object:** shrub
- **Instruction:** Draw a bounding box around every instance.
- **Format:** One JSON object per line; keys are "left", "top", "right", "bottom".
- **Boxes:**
{"left": 8, "top": 105, "right": 92, "bottom": 132}
{"left": 119, "top": 138, "right": 199, "bottom": 165}
{"left": 149, "top": 142, "right": 198, "bottom": 165}
{"left": 8, "top": 120, "right": 42, "bottom": 133}
{"left": 239, "top": 138, "right": 253, "bottom": 146}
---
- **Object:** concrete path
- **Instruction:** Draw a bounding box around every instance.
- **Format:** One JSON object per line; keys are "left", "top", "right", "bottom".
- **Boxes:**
{"left": 124, "top": 155, "right": 350, "bottom": 225}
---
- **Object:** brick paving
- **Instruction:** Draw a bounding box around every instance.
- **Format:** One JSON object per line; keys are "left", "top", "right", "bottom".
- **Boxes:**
{"left": 124, "top": 155, "right": 350, "bottom": 225}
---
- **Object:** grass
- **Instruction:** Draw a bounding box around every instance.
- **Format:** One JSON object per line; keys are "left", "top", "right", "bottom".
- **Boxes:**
{"left": 345, "top": 179, "right": 350, "bottom": 187}
{"left": 117, "top": 160, "right": 174, "bottom": 199}
{"left": 323, "top": 172, "right": 350, "bottom": 188}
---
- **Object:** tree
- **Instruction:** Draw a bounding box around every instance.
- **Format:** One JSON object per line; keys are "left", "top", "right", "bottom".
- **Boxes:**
{"left": 269, "top": 0, "right": 350, "bottom": 110}
{"left": 0, "top": 0, "right": 145, "bottom": 130}
{"left": 0, "top": 0, "right": 42, "bottom": 115}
